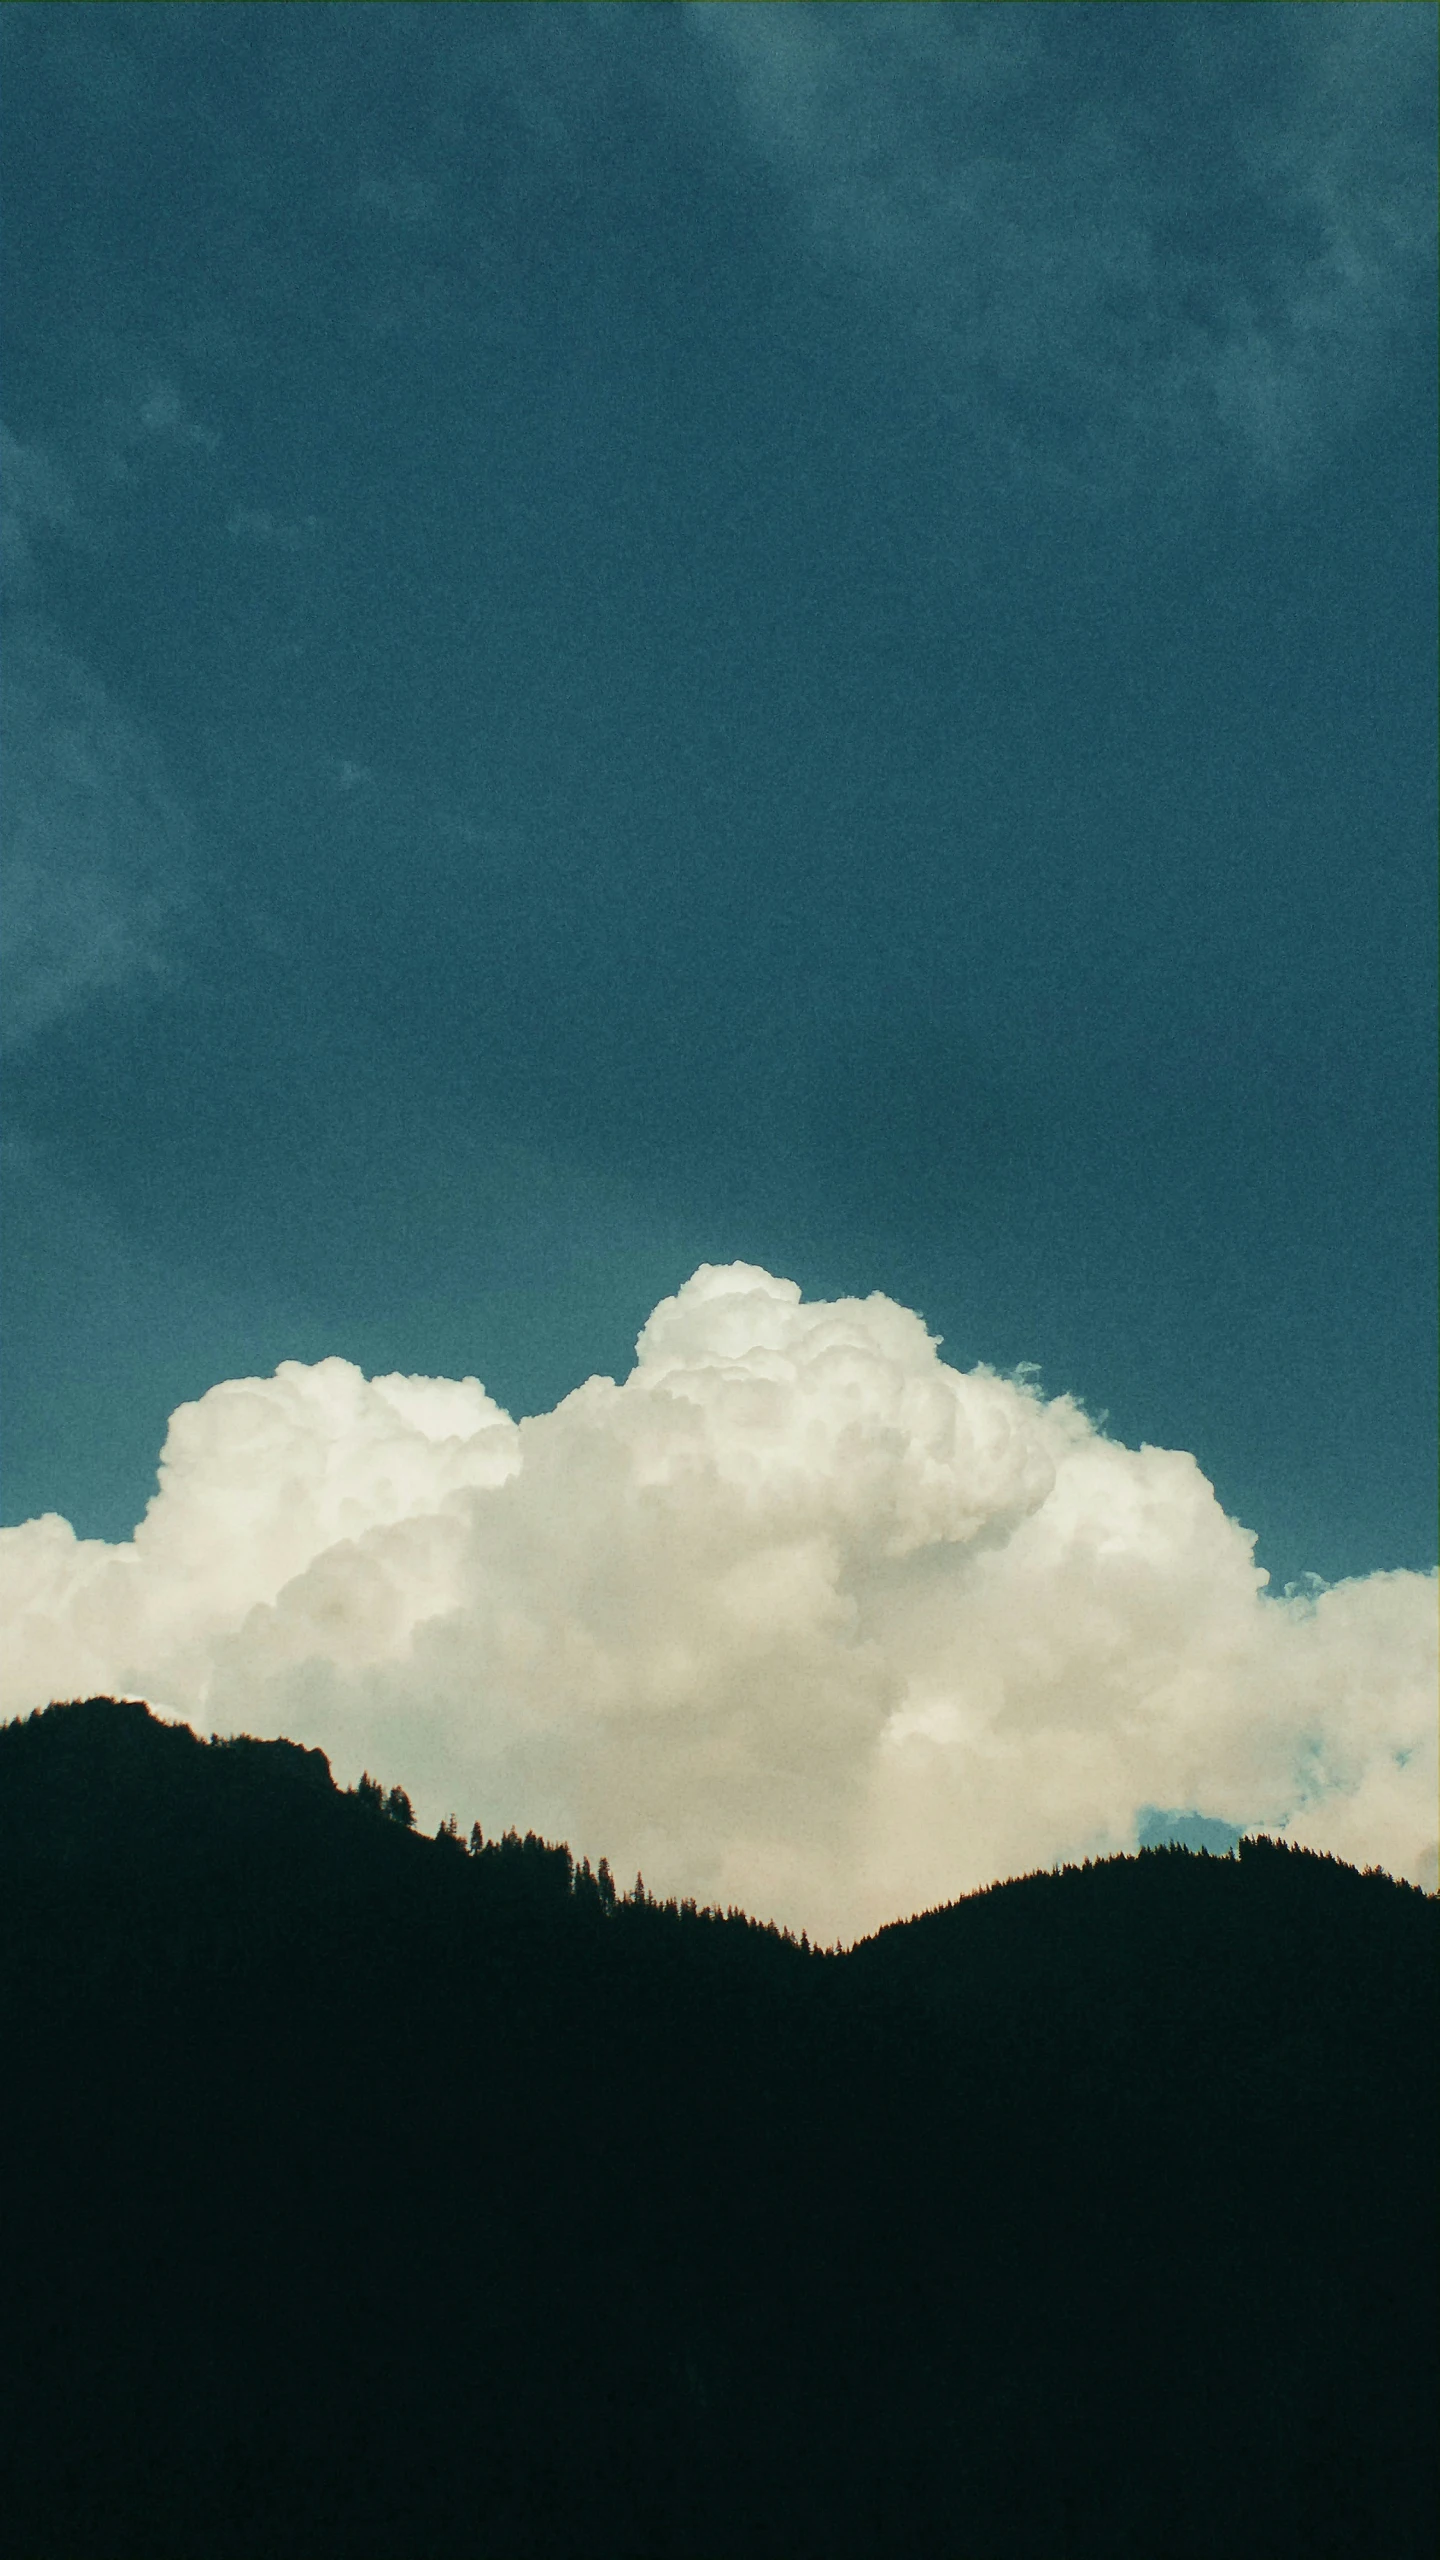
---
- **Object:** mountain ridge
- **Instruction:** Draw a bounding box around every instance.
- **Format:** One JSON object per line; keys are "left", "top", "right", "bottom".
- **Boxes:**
{"left": 0, "top": 1696, "right": 1433, "bottom": 2559}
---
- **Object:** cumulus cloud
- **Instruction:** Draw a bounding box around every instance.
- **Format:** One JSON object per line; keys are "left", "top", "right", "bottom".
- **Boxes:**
{"left": 3, "top": 1265, "right": 1434, "bottom": 1939}
{"left": 690, "top": 1, "right": 1436, "bottom": 488}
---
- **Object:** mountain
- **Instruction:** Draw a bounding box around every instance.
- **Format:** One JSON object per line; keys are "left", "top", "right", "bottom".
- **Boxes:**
{"left": 0, "top": 1697, "right": 1433, "bottom": 2559}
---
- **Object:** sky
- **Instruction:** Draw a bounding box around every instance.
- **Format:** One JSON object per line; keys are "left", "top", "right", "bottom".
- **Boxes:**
{"left": 2, "top": 3, "right": 1435, "bottom": 1931}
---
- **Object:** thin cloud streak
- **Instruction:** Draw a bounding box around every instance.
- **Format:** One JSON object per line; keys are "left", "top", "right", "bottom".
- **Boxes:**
{"left": 690, "top": 1, "right": 1436, "bottom": 489}
{"left": 4, "top": 1264, "right": 1433, "bottom": 1941}
{"left": 0, "top": 623, "right": 192, "bottom": 1051}
{"left": 1, "top": 421, "right": 193, "bottom": 1050}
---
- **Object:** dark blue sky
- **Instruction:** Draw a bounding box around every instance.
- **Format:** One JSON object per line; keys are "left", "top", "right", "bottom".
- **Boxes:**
{"left": 3, "top": 0, "right": 1435, "bottom": 1595}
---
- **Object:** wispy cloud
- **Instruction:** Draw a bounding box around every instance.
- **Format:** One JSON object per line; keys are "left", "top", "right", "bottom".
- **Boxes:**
{"left": 4, "top": 1263, "right": 1432, "bottom": 1940}
{"left": 691, "top": 2, "right": 1436, "bottom": 490}
{"left": 349, "top": 170, "right": 441, "bottom": 229}
{"left": 0, "top": 624, "right": 193, "bottom": 1050}
{"left": 136, "top": 380, "right": 220, "bottom": 452}
{"left": 226, "top": 505, "right": 320, "bottom": 552}
{"left": 0, "top": 424, "right": 78, "bottom": 597}
{"left": 1, "top": 419, "right": 195, "bottom": 1049}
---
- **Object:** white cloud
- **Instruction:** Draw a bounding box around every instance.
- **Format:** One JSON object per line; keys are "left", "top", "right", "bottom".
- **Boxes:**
{"left": 2, "top": 1264, "right": 1434, "bottom": 1938}
{"left": 689, "top": 1, "right": 1436, "bottom": 488}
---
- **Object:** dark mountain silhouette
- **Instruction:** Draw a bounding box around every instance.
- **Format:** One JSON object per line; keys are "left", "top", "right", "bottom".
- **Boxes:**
{"left": 0, "top": 1696, "right": 1433, "bottom": 2559}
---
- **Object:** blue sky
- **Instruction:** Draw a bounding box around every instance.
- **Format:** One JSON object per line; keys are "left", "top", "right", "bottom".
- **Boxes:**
{"left": 3, "top": 0, "right": 1435, "bottom": 1610}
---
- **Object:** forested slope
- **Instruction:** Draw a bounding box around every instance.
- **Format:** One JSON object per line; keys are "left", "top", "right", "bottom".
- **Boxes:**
{"left": 0, "top": 1697, "right": 1433, "bottom": 2559}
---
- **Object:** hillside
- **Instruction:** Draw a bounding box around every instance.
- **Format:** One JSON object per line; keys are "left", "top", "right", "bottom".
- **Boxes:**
{"left": 0, "top": 1697, "right": 1433, "bottom": 2559}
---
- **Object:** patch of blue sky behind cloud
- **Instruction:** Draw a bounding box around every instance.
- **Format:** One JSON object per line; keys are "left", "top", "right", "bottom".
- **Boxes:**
{"left": 0, "top": 3, "right": 1434, "bottom": 1922}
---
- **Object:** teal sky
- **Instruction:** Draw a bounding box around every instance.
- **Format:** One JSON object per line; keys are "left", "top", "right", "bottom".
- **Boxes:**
{"left": 3, "top": 0, "right": 1435, "bottom": 1598}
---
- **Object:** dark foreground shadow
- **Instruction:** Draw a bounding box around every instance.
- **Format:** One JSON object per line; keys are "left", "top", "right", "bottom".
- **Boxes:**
{"left": 0, "top": 1697, "right": 1433, "bottom": 2558}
